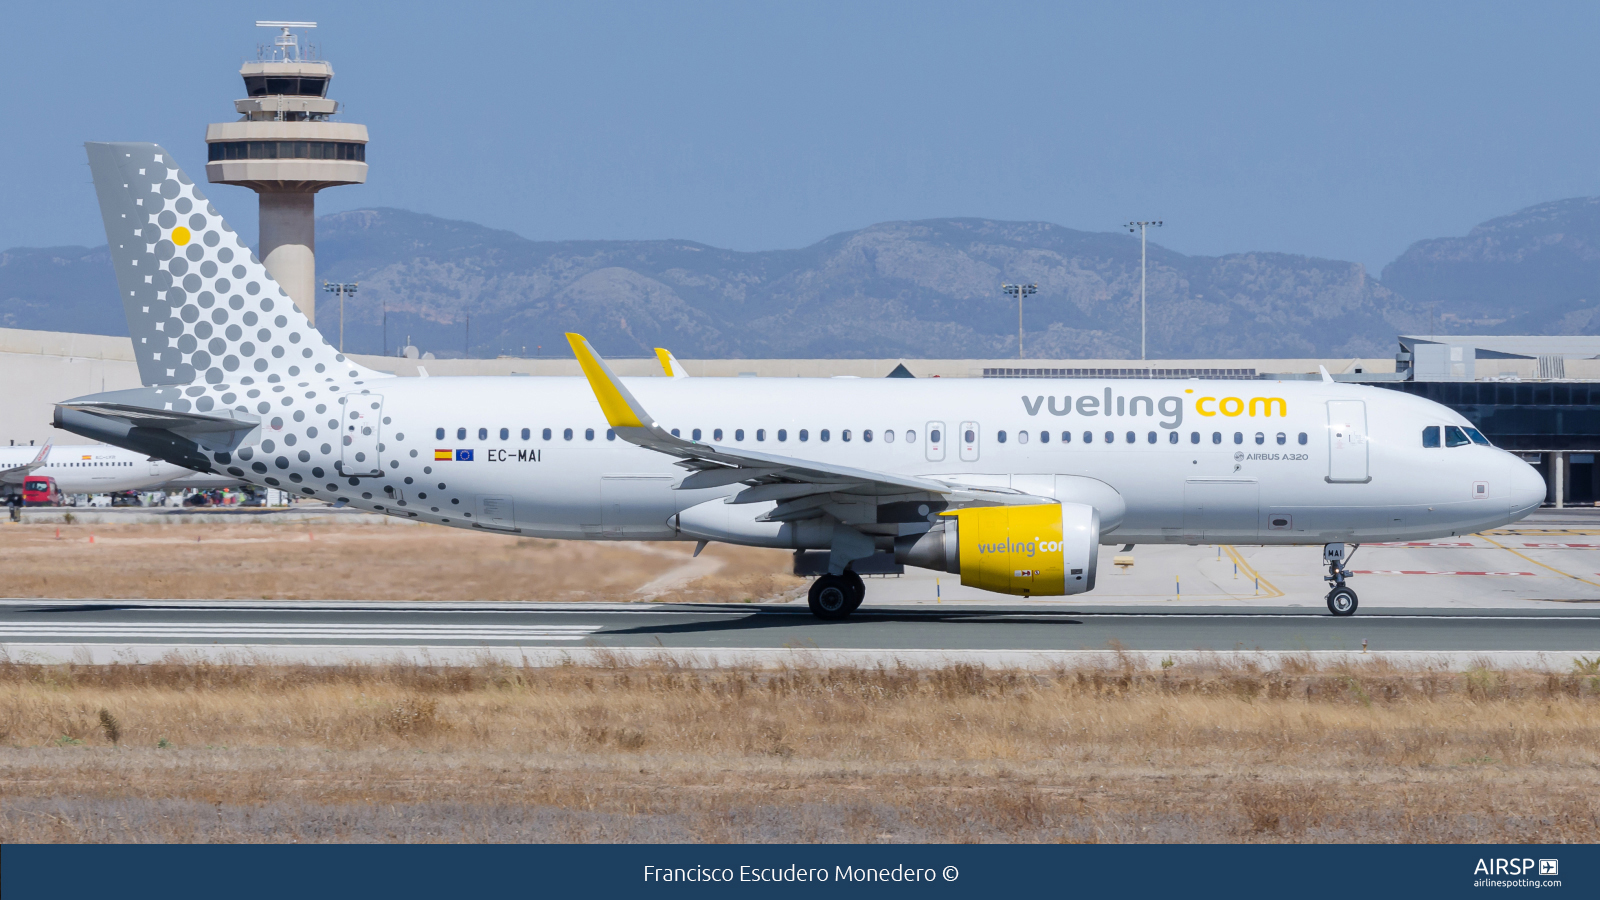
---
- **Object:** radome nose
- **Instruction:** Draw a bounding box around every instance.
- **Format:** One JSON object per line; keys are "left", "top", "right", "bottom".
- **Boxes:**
{"left": 1509, "top": 456, "right": 1547, "bottom": 516}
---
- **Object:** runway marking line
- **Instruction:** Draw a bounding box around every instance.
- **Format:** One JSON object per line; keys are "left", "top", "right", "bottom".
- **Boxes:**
{"left": 1220, "top": 546, "right": 1285, "bottom": 599}
{"left": 1478, "top": 534, "right": 1600, "bottom": 588}
{"left": 1353, "top": 570, "right": 1535, "bottom": 576}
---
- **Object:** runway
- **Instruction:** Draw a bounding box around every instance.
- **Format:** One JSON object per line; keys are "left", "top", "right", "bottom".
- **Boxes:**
{"left": 2, "top": 598, "right": 1596, "bottom": 668}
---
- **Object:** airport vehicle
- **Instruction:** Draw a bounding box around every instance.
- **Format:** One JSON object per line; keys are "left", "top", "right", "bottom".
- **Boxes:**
{"left": 0, "top": 441, "right": 241, "bottom": 502}
{"left": 56, "top": 143, "right": 1547, "bottom": 618}
{"left": 22, "top": 476, "right": 64, "bottom": 506}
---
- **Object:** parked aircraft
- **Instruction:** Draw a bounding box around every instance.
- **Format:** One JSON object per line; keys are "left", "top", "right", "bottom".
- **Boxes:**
{"left": 0, "top": 441, "right": 240, "bottom": 499}
{"left": 55, "top": 142, "right": 1546, "bottom": 617}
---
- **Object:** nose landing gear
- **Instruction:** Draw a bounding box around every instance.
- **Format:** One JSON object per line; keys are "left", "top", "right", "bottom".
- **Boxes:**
{"left": 807, "top": 570, "right": 866, "bottom": 620}
{"left": 1323, "top": 542, "right": 1360, "bottom": 616}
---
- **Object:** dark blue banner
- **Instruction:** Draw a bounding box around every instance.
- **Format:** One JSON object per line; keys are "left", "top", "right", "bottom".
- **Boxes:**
{"left": 2, "top": 844, "right": 1594, "bottom": 899}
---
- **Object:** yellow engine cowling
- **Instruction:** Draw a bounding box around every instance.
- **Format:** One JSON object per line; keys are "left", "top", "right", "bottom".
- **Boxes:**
{"left": 894, "top": 502, "right": 1100, "bottom": 596}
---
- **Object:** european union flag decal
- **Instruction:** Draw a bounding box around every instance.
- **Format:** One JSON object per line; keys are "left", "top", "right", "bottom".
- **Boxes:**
{"left": 456, "top": 449, "right": 474, "bottom": 461}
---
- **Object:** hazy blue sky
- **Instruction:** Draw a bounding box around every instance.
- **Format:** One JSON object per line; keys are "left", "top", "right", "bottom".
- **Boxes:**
{"left": 6, "top": 1, "right": 1599, "bottom": 274}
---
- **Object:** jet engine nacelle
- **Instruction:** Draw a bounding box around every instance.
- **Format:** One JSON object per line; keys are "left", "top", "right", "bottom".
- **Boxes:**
{"left": 894, "top": 502, "right": 1099, "bottom": 596}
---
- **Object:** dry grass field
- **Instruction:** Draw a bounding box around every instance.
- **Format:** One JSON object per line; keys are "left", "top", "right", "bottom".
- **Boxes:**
{"left": 0, "top": 521, "right": 804, "bottom": 603}
{"left": 1, "top": 658, "right": 1597, "bottom": 843}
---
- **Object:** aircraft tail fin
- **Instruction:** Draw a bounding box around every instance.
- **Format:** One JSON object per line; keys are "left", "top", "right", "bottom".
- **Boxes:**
{"left": 83, "top": 142, "right": 376, "bottom": 388}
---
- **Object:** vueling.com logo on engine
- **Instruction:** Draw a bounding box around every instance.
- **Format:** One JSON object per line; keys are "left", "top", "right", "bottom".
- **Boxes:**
{"left": 977, "top": 537, "right": 1063, "bottom": 557}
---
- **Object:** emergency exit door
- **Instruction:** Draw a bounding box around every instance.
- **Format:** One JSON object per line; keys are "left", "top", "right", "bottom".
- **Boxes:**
{"left": 1326, "top": 400, "right": 1370, "bottom": 483}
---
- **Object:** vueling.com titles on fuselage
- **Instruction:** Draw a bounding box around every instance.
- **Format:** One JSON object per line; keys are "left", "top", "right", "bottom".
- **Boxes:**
{"left": 1019, "top": 389, "right": 1289, "bottom": 429}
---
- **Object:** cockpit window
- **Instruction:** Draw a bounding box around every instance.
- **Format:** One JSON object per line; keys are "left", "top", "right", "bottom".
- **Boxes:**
{"left": 1464, "top": 427, "right": 1491, "bottom": 446}
{"left": 1444, "top": 425, "right": 1471, "bottom": 448}
{"left": 1422, "top": 425, "right": 1441, "bottom": 448}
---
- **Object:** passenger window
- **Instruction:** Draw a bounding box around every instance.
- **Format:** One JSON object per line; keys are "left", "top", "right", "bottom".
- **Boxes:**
{"left": 521, "top": 428, "right": 530, "bottom": 440}
{"left": 928, "top": 429, "right": 939, "bottom": 444}
{"left": 1147, "top": 431, "right": 1157, "bottom": 444}
{"left": 1060, "top": 431, "right": 1071, "bottom": 443}
{"left": 499, "top": 428, "right": 509, "bottom": 440}
{"left": 1233, "top": 432, "right": 1243, "bottom": 444}
{"left": 906, "top": 430, "right": 917, "bottom": 443}
{"left": 757, "top": 429, "right": 766, "bottom": 441}
{"left": 735, "top": 429, "right": 745, "bottom": 441}
{"left": 882, "top": 429, "right": 893, "bottom": 443}
{"left": 478, "top": 428, "right": 488, "bottom": 440}
{"left": 714, "top": 428, "right": 724, "bottom": 441}
{"left": 1104, "top": 431, "right": 1113, "bottom": 444}
{"left": 1422, "top": 426, "right": 1441, "bottom": 448}
{"left": 821, "top": 429, "right": 831, "bottom": 442}
{"left": 1190, "top": 432, "right": 1199, "bottom": 444}
{"left": 1444, "top": 425, "right": 1470, "bottom": 447}
{"left": 1125, "top": 431, "right": 1135, "bottom": 443}
{"left": 563, "top": 428, "right": 573, "bottom": 440}
{"left": 1039, "top": 431, "right": 1049, "bottom": 444}
{"left": 1212, "top": 432, "right": 1222, "bottom": 444}
{"left": 1465, "top": 427, "right": 1491, "bottom": 446}
{"left": 1017, "top": 431, "right": 1028, "bottom": 444}
{"left": 1276, "top": 432, "right": 1285, "bottom": 445}
{"left": 997, "top": 431, "right": 1007, "bottom": 444}
{"left": 1168, "top": 431, "right": 1178, "bottom": 444}
{"left": 1083, "top": 431, "right": 1092, "bottom": 444}
{"left": 542, "top": 428, "right": 552, "bottom": 441}
{"left": 1254, "top": 432, "right": 1264, "bottom": 445}
{"left": 861, "top": 429, "right": 870, "bottom": 442}
{"left": 436, "top": 427, "right": 444, "bottom": 440}
{"left": 1298, "top": 432, "right": 1307, "bottom": 445}
{"left": 800, "top": 429, "right": 809, "bottom": 442}
{"left": 606, "top": 429, "right": 616, "bottom": 441}
{"left": 692, "top": 428, "right": 702, "bottom": 441}
{"left": 585, "top": 428, "right": 595, "bottom": 440}
{"left": 457, "top": 427, "right": 466, "bottom": 440}
{"left": 778, "top": 429, "right": 788, "bottom": 441}
{"left": 671, "top": 428, "right": 680, "bottom": 437}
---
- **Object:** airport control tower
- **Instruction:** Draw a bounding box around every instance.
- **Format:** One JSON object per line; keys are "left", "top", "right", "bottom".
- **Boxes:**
{"left": 205, "top": 21, "right": 367, "bottom": 326}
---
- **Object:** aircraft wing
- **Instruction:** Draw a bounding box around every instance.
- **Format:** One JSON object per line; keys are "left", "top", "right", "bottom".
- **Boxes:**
{"left": 567, "top": 333, "right": 1044, "bottom": 524}
{"left": 0, "top": 442, "right": 51, "bottom": 485}
{"left": 654, "top": 348, "right": 690, "bottom": 378}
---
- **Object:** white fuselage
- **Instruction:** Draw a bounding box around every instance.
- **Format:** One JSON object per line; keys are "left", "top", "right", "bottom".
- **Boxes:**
{"left": 253, "top": 375, "right": 1545, "bottom": 546}
{"left": 0, "top": 444, "right": 237, "bottom": 495}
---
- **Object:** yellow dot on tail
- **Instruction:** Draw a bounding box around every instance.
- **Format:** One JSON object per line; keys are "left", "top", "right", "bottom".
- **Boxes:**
{"left": 171, "top": 226, "right": 190, "bottom": 245}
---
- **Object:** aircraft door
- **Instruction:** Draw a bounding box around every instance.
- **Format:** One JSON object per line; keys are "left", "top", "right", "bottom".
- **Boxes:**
{"left": 149, "top": 458, "right": 161, "bottom": 476}
{"left": 959, "top": 422, "right": 980, "bottom": 462}
{"left": 601, "top": 475, "right": 677, "bottom": 538}
{"left": 926, "top": 422, "right": 946, "bottom": 462}
{"left": 476, "top": 495, "right": 516, "bottom": 531}
{"left": 340, "top": 394, "right": 384, "bottom": 477}
{"left": 1183, "top": 477, "right": 1260, "bottom": 542}
{"left": 1326, "top": 400, "right": 1370, "bottom": 483}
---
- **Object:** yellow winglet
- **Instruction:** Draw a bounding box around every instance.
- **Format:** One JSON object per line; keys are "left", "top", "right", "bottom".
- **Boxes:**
{"left": 654, "top": 348, "right": 674, "bottom": 376}
{"left": 566, "top": 333, "right": 647, "bottom": 428}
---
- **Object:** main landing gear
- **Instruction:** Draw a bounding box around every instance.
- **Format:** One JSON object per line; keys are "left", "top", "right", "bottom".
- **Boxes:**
{"left": 1323, "top": 542, "right": 1360, "bottom": 617}
{"left": 808, "top": 570, "right": 865, "bottom": 620}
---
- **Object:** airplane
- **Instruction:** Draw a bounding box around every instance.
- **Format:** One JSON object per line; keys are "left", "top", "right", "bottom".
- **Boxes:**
{"left": 0, "top": 441, "right": 241, "bottom": 500}
{"left": 54, "top": 142, "right": 1547, "bottom": 618}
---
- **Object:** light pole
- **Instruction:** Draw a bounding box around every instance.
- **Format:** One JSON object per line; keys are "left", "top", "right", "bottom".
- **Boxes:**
{"left": 323, "top": 281, "right": 358, "bottom": 352}
{"left": 1126, "top": 221, "right": 1162, "bottom": 360}
{"left": 1001, "top": 283, "right": 1038, "bottom": 359}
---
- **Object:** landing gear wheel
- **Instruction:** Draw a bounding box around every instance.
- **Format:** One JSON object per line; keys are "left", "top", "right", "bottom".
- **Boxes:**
{"left": 842, "top": 570, "right": 866, "bottom": 613}
{"left": 808, "top": 574, "right": 854, "bottom": 620}
{"left": 1327, "top": 587, "right": 1358, "bottom": 617}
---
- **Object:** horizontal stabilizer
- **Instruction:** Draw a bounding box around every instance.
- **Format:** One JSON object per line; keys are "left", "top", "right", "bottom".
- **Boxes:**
{"left": 56, "top": 401, "right": 260, "bottom": 435}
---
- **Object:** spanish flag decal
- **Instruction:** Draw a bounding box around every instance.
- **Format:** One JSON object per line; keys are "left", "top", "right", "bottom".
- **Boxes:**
{"left": 434, "top": 449, "right": 452, "bottom": 461}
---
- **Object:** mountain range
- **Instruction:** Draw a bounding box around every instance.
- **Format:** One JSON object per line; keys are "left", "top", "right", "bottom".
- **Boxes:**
{"left": 4, "top": 198, "right": 1597, "bottom": 360}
